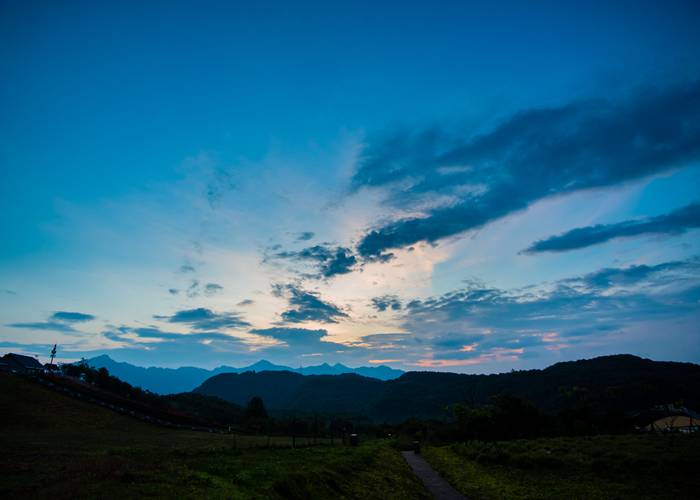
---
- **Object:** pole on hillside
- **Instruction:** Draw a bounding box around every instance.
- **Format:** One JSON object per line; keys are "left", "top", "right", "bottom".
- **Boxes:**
{"left": 49, "top": 344, "right": 57, "bottom": 365}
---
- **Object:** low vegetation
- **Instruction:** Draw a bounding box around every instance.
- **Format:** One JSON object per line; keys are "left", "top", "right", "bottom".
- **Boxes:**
{"left": 423, "top": 434, "right": 700, "bottom": 499}
{"left": 0, "top": 372, "right": 428, "bottom": 499}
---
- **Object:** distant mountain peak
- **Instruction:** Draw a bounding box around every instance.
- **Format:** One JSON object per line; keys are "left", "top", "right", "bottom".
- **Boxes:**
{"left": 245, "top": 360, "right": 291, "bottom": 371}
{"left": 90, "top": 354, "right": 114, "bottom": 362}
{"left": 85, "top": 356, "right": 405, "bottom": 395}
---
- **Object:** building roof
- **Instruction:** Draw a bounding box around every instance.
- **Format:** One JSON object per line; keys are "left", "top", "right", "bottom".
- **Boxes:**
{"left": 2, "top": 353, "right": 45, "bottom": 370}
{"left": 645, "top": 415, "right": 700, "bottom": 431}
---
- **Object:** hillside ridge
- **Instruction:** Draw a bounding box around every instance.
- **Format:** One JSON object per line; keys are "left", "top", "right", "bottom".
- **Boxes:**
{"left": 194, "top": 354, "right": 700, "bottom": 423}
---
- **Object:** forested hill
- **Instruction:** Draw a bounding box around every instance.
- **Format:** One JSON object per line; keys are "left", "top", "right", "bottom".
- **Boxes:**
{"left": 194, "top": 355, "right": 700, "bottom": 422}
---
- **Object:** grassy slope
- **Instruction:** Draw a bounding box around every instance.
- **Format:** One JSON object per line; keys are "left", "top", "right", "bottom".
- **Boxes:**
{"left": 423, "top": 434, "right": 700, "bottom": 500}
{"left": 0, "top": 373, "right": 428, "bottom": 499}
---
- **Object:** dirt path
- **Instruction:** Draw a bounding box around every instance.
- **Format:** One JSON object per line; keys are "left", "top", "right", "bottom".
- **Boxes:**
{"left": 401, "top": 451, "right": 468, "bottom": 500}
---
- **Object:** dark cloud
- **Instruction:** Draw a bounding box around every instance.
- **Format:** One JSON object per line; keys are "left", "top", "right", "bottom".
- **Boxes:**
{"left": 269, "top": 244, "right": 357, "bottom": 278}
{"left": 566, "top": 260, "right": 698, "bottom": 291}
{"left": 524, "top": 202, "right": 700, "bottom": 254}
{"left": 237, "top": 299, "right": 255, "bottom": 306}
{"left": 156, "top": 307, "right": 251, "bottom": 330}
{"left": 2, "top": 289, "right": 17, "bottom": 295}
{"left": 296, "top": 231, "right": 315, "bottom": 241}
{"left": 6, "top": 310, "right": 95, "bottom": 333}
{"left": 204, "top": 283, "right": 224, "bottom": 296}
{"left": 105, "top": 326, "right": 244, "bottom": 345}
{"left": 50, "top": 311, "right": 95, "bottom": 323}
{"left": 273, "top": 284, "right": 348, "bottom": 324}
{"left": 401, "top": 258, "right": 700, "bottom": 362}
{"left": 371, "top": 295, "right": 402, "bottom": 312}
{"left": 353, "top": 82, "right": 700, "bottom": 258}
{"left": 6, "top": 321, "right": 78, "bottom": 333}
{"left": 168, "top": 288, "right": 179, "bottom": 295}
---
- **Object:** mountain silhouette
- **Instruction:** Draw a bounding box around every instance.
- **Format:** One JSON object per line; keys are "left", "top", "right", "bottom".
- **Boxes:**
{"left": 87, "top": 355, "right": 403, "bottom": 394}
{"left": 193, "top": 355, "right": 700, "bottom": 422}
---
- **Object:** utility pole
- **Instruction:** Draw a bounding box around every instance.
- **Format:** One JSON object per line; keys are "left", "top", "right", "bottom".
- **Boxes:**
{"left": 49, "top": 344, "right": 57, "bottom": 365}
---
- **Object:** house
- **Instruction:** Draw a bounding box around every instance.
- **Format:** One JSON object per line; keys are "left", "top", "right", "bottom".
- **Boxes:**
{"left": 0, "top": 353, "right": 45, "bottom": 374}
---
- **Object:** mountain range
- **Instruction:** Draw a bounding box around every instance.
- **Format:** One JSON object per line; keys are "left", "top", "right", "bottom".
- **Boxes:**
{"left": 86, "top": 355, "right": 404, "bottom": 394}
{"left": 193, "top": 355, "right": 700, "bottom": 423}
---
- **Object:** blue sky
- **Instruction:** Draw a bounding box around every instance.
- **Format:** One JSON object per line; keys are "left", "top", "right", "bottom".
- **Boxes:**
{"left": 1, "top": 0, "right": 699, "bottom": 371}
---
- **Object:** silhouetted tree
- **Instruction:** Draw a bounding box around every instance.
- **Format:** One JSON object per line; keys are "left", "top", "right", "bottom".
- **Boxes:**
{"left": 245, "top": 396, "right": 268, "bottom": 419}
{"left": 244, "top": 396, "right": 268, "bottom": 433}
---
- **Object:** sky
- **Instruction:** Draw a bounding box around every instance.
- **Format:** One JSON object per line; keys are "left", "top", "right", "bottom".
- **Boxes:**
{"left": 1, "top": 0, "right": 700, "bottom": 372}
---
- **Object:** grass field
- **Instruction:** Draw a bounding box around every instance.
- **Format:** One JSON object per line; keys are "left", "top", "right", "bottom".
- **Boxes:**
{"left": 0, "top": 372, "right": 429, "bottom": 499}
{"left": 423, "top": 434, "right": 700, "bottom": 499}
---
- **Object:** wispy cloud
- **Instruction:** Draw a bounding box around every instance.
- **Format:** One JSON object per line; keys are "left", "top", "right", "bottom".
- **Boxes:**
{"left": 352, "top": 82, "right": 700, "bottom": 260}
{"left": 296, "top": 231, "right": 315, "bottom": 241}
{"left": 523, "top": 202, "right": 700, "bottom": 254}
{"left": 6, "top": 321, "right": 79, "bottom": 333}
{"left": 104, "top": 326, "right": 245, "bottom": 345}
{"left": 155, "top": 307, "right": 251, "bottom": 330}
{"left": 6, "top": 310, "right": 96, "bottom": 333}
{"left": 204, "top": 283, "right": 224, "bottom": 296}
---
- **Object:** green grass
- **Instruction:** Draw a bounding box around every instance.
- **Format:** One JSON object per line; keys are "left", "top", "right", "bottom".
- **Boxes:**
{"left": 423, "top": 434, "right": 700, "bottom": 499}
{"left": 0, "top": 373, "right": 428, "bottom": 499}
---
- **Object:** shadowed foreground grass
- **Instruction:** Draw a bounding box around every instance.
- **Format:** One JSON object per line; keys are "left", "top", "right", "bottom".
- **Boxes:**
{"left": 0, "top": 373, "right": 428, "bottom": 499}
{"left": 423, "top": 434, "right": 700, "bottom": 500}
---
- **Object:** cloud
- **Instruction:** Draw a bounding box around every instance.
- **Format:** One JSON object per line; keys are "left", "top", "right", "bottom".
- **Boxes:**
{"left": 168, "top": 288, "right": 179, "bottom": 295}
{"left": 563, "top": 259, "right": 699, "bottom": 291}
{"left": 371, "top": 295, "right": 402, "bottom": 312}
{"left": 268, "top": 244, "right": 358, "bottom": 278}
{"left": 359, "top": 333, "right": 416, "bottom": 349}
{"left": 400, "top": 257, "right": 700, "bottom": 365}
{"left": 296, "top": 231, "right": 315, "bottom": 241}
{"left": 104, "top": 326, "right": 245, "bottom": 345}
{"left": 251, "top": 327, "right": 364, "bottom": 360}
{"left": 252, "top": 327, "right": 327, "bottom": 346}
{"left": 179, "top": 264, "right": 196, "bottom": 273}
{"left": 204, "top": 283, "right": 224, "bottom": 296}
{"left": 272, "top": 284, "right": 349, "bottom": 324}
{"left": 206, "top": 166, "right": 237, "bottom": 208}
{"left": 6, "top": 310, "right": 96, "bottom": 333}
{"left": 50, "top": 311, "right": 96, "bottom": 323}
{"left": 523, "top": 202, "right": 700, "bottom": 253}
{"left": 6, "top": 321, "right": 78, "bottom": 333}
{"left": 155, "top": 307, "right": 251, "bottom": 330}
{"left": 186, "top": 280, "right": 200, "bottom": 298}
{"left": 237, "top": 299, "right": 255, "bottom": 306}
{"left": 352, "top": 82, "right": 700, "bottom": 259}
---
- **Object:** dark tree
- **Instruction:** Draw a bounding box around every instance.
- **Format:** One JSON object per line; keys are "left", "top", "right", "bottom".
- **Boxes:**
{"left": 245, "top": 396, "right": 268, "bottom": 420}
{"left": 244, "top": 396, "right": 268, "bottom": 434}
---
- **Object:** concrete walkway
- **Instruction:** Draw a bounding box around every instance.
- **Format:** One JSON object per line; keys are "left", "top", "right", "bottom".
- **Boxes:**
{"left": 401, "top": 451, "right": 468, "bottom": 500}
